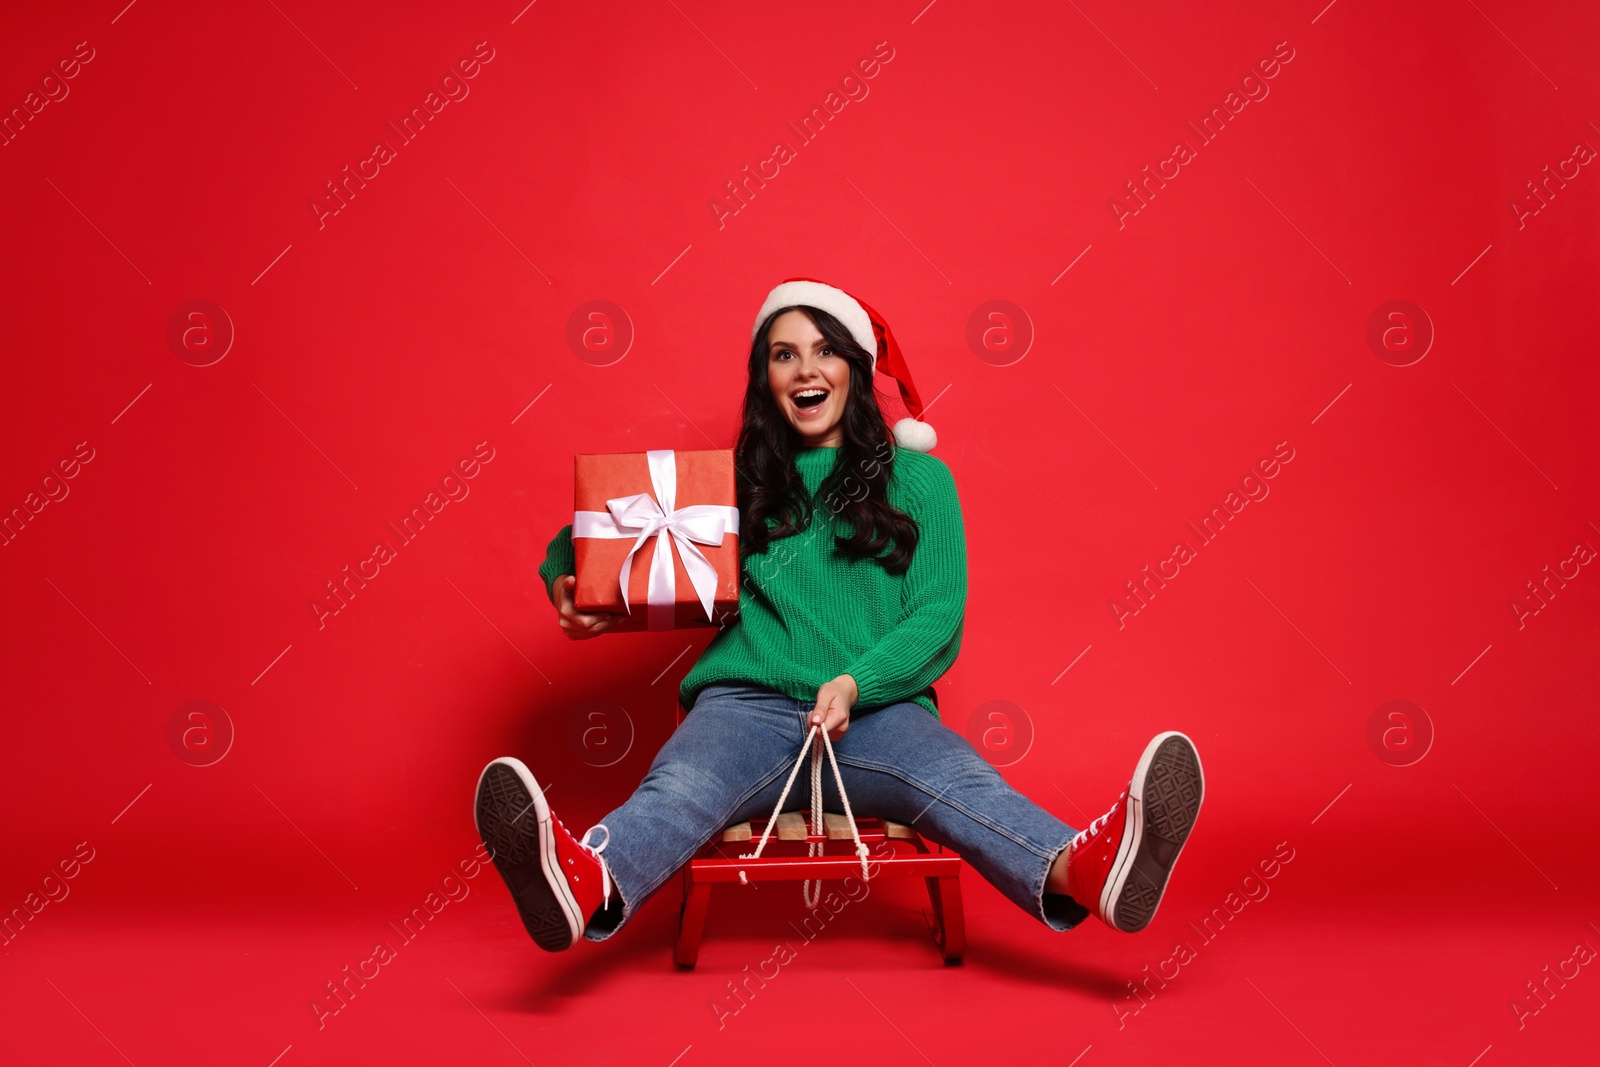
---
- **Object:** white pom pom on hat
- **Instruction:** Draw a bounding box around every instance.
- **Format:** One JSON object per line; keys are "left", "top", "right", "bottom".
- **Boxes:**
{"left": 751, "top": 277, "right": 937, "bottom": 452}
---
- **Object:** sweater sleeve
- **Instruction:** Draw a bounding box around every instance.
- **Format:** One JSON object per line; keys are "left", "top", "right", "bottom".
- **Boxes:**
{"left": 537, "top": 524, "right": 576, "bottom": 607}
{"left": 842, "top": 459, "right": 967, "bottom": 709}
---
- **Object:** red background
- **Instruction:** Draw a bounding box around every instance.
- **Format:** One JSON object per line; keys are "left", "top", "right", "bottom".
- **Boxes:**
{"left": 2, "top": 2, "right": 1596, "bottom": 1064}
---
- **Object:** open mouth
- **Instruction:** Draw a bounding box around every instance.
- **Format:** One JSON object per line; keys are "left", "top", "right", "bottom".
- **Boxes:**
{"left": 791, "top": 388, "right": 829, "bottom": 411}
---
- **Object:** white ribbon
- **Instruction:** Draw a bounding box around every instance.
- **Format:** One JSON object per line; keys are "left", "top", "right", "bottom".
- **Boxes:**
{"left": 571, "top": 449, "right": 740, "bottom": 630}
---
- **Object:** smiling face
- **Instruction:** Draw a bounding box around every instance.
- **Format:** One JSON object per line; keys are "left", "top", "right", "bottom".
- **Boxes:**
{"left": 766, "top": 309, "right": 851, "bottom": 448}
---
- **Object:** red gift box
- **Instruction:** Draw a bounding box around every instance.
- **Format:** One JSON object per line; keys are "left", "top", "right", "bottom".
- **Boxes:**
{"left": 571, "top": 449, "right": 742, "bottom": 632}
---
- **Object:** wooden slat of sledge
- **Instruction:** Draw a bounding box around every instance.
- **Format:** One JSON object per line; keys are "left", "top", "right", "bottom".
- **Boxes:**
{"left": 717, "top": 813, "right": 807, "bottom": 841}
{"left": 853, "top": 815, "right": 918, "bottom": 840}
{"left": 775, "top": 812, "right": 808, "bottom": 839}
{"left": 722, "top": 814, "right": 920, "bottom": 842}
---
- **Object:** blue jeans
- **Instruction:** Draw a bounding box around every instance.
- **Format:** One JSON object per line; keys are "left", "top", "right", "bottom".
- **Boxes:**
{"left": 583, "top": 682, "right": 1091, "bottom": 940}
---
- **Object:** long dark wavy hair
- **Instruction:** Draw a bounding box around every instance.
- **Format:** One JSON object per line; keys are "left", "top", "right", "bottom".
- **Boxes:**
{"left": 736, "top": 304, "right": 920, "bottom": 575}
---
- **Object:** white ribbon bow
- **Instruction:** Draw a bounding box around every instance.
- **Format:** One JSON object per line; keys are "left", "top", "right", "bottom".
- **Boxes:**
{"left": 571, "top": 449, "right": 740, "bottom": 630}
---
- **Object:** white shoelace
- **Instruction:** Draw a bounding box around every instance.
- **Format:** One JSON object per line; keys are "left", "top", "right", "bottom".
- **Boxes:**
{"left": 737, "top": 723, "right": 871, "bottom": 906}
{"left": 1071, "top": 791, "right": 1125, "bottom": 851}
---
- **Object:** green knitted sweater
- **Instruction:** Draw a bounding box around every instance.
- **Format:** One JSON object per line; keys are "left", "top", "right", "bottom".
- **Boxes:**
{"left": 536, "top": 444, "right": 967, "bottom": 719}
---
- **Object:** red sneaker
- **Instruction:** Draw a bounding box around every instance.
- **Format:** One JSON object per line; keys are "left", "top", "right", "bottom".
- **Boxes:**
{"left": 474, "top": 757, "right": 613, "bottom": 951}
{"left": 1064, "top": 731, "right": 1203, "bottom": 933}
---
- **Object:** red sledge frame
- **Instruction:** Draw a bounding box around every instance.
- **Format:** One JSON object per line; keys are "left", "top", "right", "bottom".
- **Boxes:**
{"left": 671, "top": 702, "right": 965, "bottom": 968}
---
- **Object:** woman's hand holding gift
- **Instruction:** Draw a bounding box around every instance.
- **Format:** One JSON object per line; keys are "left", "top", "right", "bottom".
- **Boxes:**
{"left": 554, "top": 574, "right": 625, "bottom": 639}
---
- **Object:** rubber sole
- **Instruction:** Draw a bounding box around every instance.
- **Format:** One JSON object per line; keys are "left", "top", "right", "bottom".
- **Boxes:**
{"left": 1102, "top": 731, "right": 1204, "bottom": 933}
{"left": 473, "top": 757, "right": 583, "bottom": 951}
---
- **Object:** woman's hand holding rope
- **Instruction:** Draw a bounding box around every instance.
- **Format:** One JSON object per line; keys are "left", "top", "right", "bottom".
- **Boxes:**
{"left": 809, "top": 674, "right": 858, "bottom": 742}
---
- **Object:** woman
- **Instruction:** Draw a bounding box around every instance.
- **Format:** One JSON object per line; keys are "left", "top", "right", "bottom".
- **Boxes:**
{"left": 473, "top": 277, "right": 1204, "bottom": 952}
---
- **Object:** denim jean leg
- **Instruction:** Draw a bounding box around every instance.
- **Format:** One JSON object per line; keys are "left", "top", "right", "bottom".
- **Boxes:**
{"left": 822, "top": 702, "right": 1091, "bottom": 932}
{"left": 582, "top": 684, "right": 809, "bottom": 941}
{"left": 727, "top": 700, "right": 835, "bottom": 824}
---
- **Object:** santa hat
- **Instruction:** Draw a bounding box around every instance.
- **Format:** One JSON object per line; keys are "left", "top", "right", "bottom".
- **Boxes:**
{"left": 751, "top": 277, "right": 937, "bottom": 453}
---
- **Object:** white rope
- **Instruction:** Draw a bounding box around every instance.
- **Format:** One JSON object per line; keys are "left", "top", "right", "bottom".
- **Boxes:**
{"left": 737, "top": 722, "right": 871, "bottom": 902}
